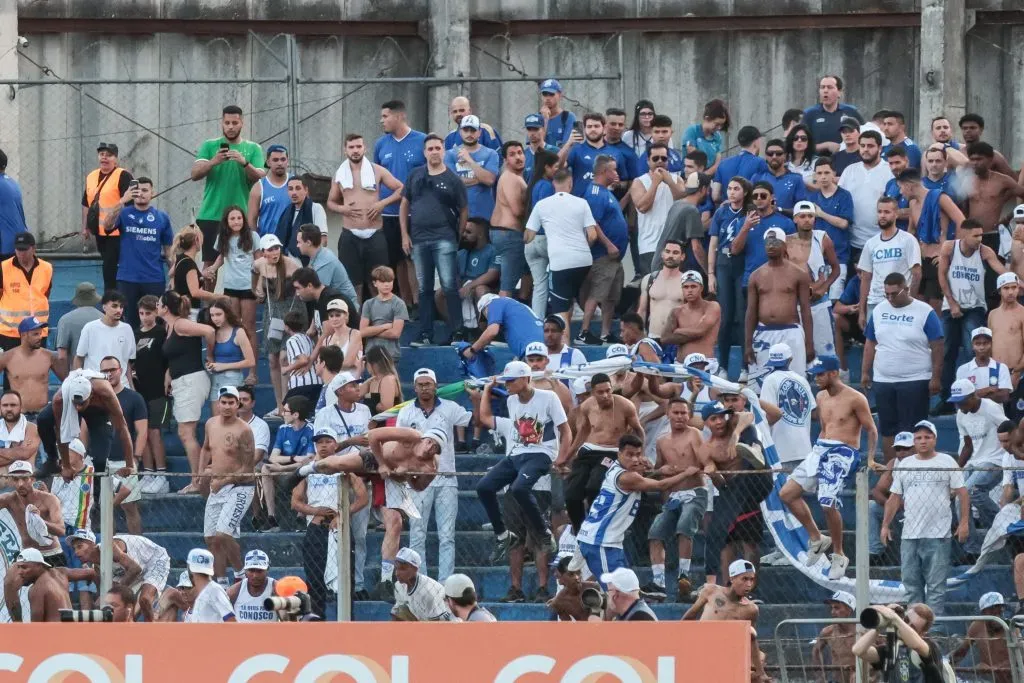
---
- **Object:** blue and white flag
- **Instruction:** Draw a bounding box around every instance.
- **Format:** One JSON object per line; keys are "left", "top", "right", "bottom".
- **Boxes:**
{"left": 948, "top": 502, "right": 1022, "bottom": 586}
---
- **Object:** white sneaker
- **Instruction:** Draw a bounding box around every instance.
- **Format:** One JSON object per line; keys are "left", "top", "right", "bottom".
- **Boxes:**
{"left": 138, "top": 475, "right": 154, "bottom": 494}
{"left": 760, "top": 550, "right": 786, "bottom": 566}
{"left": 839, "top": 369, "right": 850, "bottom": 383}
{"left": 804, "top": 534, "right": 831, "bottom": 567}
{"left": 828, "top": 554, "right": 850, "bottom": 580}
{"left": 147, "top": 475, "right": 170, "bottom": 495}
{"left": 738, "top": 369, "right": 749, "bottom": 382}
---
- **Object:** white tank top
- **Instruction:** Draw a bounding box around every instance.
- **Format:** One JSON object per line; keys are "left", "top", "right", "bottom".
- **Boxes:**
{"left": 233, "top": 577, "right": 277, "bottom": 622}
{"left": 305, "top": 472, "right": 340, "bottom": 523}
{"left": 112, "top": 534, "right": 167, "bottom": 588}
{"left": 558, "top": 526, "right": 577, "bottom": 558}
{"left": 943, "top": 240, "right": 986, "bottom": 311}
{"left": 806, "top": 230, "right": 829, "bottom": 305}
{"left": 636, "top": 173, "right": 679, "bottom": 253}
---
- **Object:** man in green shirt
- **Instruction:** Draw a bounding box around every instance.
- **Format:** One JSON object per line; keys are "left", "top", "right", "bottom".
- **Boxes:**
{"left": 190, "top": 105, "right": 265, "bottom": 267}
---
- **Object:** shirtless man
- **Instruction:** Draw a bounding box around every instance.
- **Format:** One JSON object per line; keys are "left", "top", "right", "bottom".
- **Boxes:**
{"left": 966, "top": 142, "right": 1024, "bottom": 304}
{"left": 811, "top": 591, "right": 858, "bottom": 683}
{"left": 780, "top": 354, "right": 876, "bottom": 579}
{"left": 988, "top": 272, "right": 1024, "bottom": 414}
{"left": 561, "top": 372, "right": 643, "bottom": 534}
{"left": 199, "top": 386, "right": 257, "bottom": 580}
{"left": 787, "top": 201, "right": 840, "bottom": 357}
{"left": 638, "top": 240, "right": 685, "bottom": 341}
{"left": 646, "top": 399, "right": 708, "bottom": 599}
{"left": 0, "top": 317, "right": 64, "bottom": 415}
{"left": 0, "top": 392, "right": 40, "bottom": 471}
{"left": 326, "top": 133, "right": 404, "bottom": 300}
{"left": 490, "top": 141, "right": 528, "bottom": 298}
{"left": 0, "top": 461, "right": 64, "bottom": 569}
{"left": 68, "top": 527, "right": 170, "bottom": 622}
{"left": 660, "top": 270, "right": 720, "bottom": 360}
{"left": 9, "top": 548, "right": 73, "bottom": 622}
{"left": 745, "top": 227, "right": 814, "bottom": 383}
{"left": 683, "top": 559, "right": 766, "bottom": 683}
{"left": 524, "top": 341, "right": 573, "bottom": 417}
{"left": 158, "top": 571, "right": 195, "bottom": 622}
{"left": 951, "top": 592, "right": 1012, "bottom": 683}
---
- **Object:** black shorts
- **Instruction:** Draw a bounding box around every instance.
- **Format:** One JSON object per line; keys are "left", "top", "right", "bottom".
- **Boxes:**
{"left": 223, "top": 288, "right": 256, "bottom": 300}
{"left": 503, "top": 491, "right": 552, "bottom": 551}
{"left": 565, "top": 447, "right": 616, "bottom": 505}
{"left": 919, "top": 256, "right": 943, "bottom": 301}
{"left": 197, "top": 220, "right": 220, "bottom": 263}
{"left": 548, "top": 266, "right": 591, "bottom": 314}
{"left": 147, "top": 397, "right": 171, "bottom": 429}
{"left": 381, "top": 215, "right": 406, "bottom": 267}
{"left": 875, "top": 380, "right": 930, "bottom": 437}
{"left": 338, "top": 229, "right": 390, "bottom": 288}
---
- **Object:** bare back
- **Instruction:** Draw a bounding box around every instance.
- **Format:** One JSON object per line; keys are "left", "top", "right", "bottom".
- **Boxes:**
{"left": 817, "top": 384, "right": 869, "bottom": 448}
{"left": 29, "top": 570, "right": 71, "bottom": 622}
{"left": 752, "top": 261, "right": 806, "bottom": 325}
{"left": 491, "top": 171, "right": 526, "bottom": 229}
{"left": 205, "top": 417, "right": 255, "bottom": 491}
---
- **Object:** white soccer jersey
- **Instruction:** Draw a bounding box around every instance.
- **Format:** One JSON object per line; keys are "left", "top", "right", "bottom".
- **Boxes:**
{"left": 186, "top": 581, "right": 236, "bottom": 623}
{"left": 576, "top": 463, "right": 639, "bottom": 548}
{"left": 392, "top": 574, "right": 454, "bottom": 621}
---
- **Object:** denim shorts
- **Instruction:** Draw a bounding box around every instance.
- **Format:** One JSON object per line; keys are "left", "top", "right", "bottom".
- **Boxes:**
{"left": 209, "top": 369, "right": 245, "bottom": 401}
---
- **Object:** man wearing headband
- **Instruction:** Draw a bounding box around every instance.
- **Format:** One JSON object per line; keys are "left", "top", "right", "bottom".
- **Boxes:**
{"left": 660, "top": 269, "right": 719, "bottom": 361}
{"left": 745, "top": 224, "right": 814, "bottom": 384}
{"left": 787, "top": 200, "right": 840, "bottom": 358}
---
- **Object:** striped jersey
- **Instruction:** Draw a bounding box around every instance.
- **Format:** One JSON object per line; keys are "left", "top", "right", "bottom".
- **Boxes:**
{"left": 50, "top": 457, "right": 94, "bottom": 529}
{"left": 285, "top": 333, "right": 319, "bottom": 388}
{"left": 576, "top": 463, "right": 639, "bottom": 548}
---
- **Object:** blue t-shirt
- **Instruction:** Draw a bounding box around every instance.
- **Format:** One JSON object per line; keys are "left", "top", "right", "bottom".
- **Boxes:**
{"left": 583, "top": 182, "right": 628, "bottom": 260}
{"left": 531, "top": 179, "right": 555, "bottom": 208}
{"left": 801, "top": 103, "right": 863, "bottom": 144}
{"left": 924, "top": 172, "right": 956, "bottom": 199}
{"left": 709, "top": 203, "right": 747, "bottom": 256}
{"left": 524, "top": 143, "right": 560, "bottom": 185}
{"left": 751, "top": 170, "right": 807, "bottom": 211}
{"left": 714, "top": 150, "right": 769, "bottom": 187}
{"left": 374, "top": 129, "right": 427, "bottom": 216}
{"left": 444, "top": 126, "right": 502, "bottom": 152}
{"left": 739, "top": 212, "right": 796, "bottom": 286}
{"left": 458, "top": 244, "right": 498, "bottom": 280}
{"left": 604, "top": 140, "right": 640, "bottom": 181}
{"left": 273, "top": 423, "right": 314, "bottom": 458}
{"left": 545, "top": 111, "right": 577, "bottom": 147}
{"left": 444, "top": 146, "right": 501, "bottom": 221}
{"left": 256, "top": 176, "right": 292, "bottom": 236}
{"left": 567, "top": 142, "right": 634, "bottom": 196}
{"left": 115, "top": 206, "right": 174, "bottom": 283}
{"left": 884, "top": 178, "right": 911, "bottom": 231}
{"left": 883, "top": 139, "right": 923, "bottom": 170}
{"left": 681, "top": 123, "right": 724, "bottom": 164}
{"left": 486, "top": 297, "right": 543, "bottom": 358}
{"left": 839, "top": 273, "right": 861, "bottom": 306}
{"left": 809, "top": 186, "right": 855, "bottom": 262}
{"left": 637, "top": 148, "right": 684, "bottom": 175}
{"left": 0, "top": 174, "right": 26, "bottom": 254}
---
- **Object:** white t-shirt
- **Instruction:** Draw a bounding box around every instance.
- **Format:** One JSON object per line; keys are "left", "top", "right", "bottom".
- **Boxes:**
{"left": 838, "top": 160, "right": 894, "bottom": 248}
{"left": 525, "top": 192, "right": 596, "bottom": 271}
{"left": 1001, "top": 451, "right": 1024, "bottom": 499}
{"left": 392, "top": 574, "right": 454, "bottom": 621}
{"left": 547, "top": 345, "right": 586, "bottom": 369}
{"left": 865, "top": 299, "right": 943, "bottom": 383}
{"left": 186, "top": 581, "right": 236, "bottom": 623}
{"left": 955, "top": 398, "right": 1007, "bottom": 467}
{"left": 396, "top": 398, "right": 472, "bottom": 488}
{"left": 75, "top": 319, "right": 136, "bottom": 372}
{"left": 505, "top": 388, "right": 567, "bottom": 461}
{"left": 891, "top": 452, "right": 965, "bottom": 539}
{"left": 956, "top": 359, "right": 1013, "bottom": 395}
{"left": 495, "top": 415, "right": 550, "bottom": 491}
{"left": 247, "top": 415, "right": 271, "bottom": 457}
{"left": 635, "top": 173, "right": 679, "bottom": 253}
{"left": 759, "top": 370, "right": 816, "bottom": 463}
{"left": 857, "top": 230, "right": 921, "bottom": 305}
{"left": 313, "top": 403, "right": 372, "bottom": 446}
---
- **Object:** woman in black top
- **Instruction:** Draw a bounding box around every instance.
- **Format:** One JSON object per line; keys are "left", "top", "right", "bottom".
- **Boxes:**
{"left": 169, "top": 225, "right": 217, "bottom": 318}
{"left": 134, "top": 295, "right": 171, "bottom": 494}
{"left": 361, "top": 346, "right": 402, "bottom": 421}
{"left": 158, "top": 290, "right": 215, "bottom": 494}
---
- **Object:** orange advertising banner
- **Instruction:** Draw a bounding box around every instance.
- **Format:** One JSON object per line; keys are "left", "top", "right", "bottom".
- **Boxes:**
{"left": 0, "top": 621, "right": 750, "bottom": 682}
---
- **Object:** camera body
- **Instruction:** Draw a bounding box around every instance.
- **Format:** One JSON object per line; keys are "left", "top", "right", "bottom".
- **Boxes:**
{"left": 264, "top": 591, "right": 313, "bottom": 621}
{"left": 59, "top": 606, "right": 113, "bottom": 623}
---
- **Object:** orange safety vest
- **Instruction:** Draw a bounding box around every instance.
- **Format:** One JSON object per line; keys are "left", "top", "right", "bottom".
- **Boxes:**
{"left": 85, "top": 167, "right": 126, "bottom": 237}
{"left": 0, "top": 257, "right": 52, "bottom": 338}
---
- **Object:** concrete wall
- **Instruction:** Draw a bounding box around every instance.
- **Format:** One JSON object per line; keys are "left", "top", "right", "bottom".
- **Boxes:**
{"left": 6, "top": 0, "right": 1022, "bottom": 240}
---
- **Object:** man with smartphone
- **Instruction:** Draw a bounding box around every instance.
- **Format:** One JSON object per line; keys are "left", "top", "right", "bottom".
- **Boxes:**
{"left": 191, "top": 105, "right": 265, "bottom": 269}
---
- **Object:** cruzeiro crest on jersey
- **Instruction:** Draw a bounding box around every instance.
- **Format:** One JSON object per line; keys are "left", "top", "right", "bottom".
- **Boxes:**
{"left": 777, "top": 377, "right": 811, "bottom": 426}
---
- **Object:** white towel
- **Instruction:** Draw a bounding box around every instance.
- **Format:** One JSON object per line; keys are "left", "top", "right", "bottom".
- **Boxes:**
{"left": 25, "top": 507, "right": 51, "bottom": 546}
{"left": 60, "top": 370, "right": 104, "bottom": 445}
{"left": 336, "top": 159, "right": 376, "bottom": 191}
{"left": 0, "top": 414, "right": 26, "bottom": 447}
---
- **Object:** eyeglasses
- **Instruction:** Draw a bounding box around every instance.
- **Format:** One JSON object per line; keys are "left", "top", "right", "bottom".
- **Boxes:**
{"left": 765, "top": 151, "right": 784, "bottom": 157}
{"left": 752, "top": 192, "right": 770, "bottom": 199}
{"left": 794, "top": 135, "right": 809, "bottom": 142}
{"left": 639, "top": 111, "right": 654, "bottom": 117}
{"left": 650, "top": 155, "right": 667, "bottom": 162}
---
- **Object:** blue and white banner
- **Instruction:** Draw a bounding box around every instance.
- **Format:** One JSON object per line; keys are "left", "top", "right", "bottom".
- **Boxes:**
{"left": 948, "top": 502, "right": 1022, "bottom": 586}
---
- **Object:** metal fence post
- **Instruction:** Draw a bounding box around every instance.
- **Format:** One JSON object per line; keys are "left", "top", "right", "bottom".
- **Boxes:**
{"left": 285, "top": 34, "right": 300, "bottom": 166}
{"left": 99, "top": 473, "right": 114, "bottom": 598}
{"left": 337, "top": 475, "right": 352, "bottom": 622}
{"left": 854, "top": 467, "right": 870, "bottom": 683}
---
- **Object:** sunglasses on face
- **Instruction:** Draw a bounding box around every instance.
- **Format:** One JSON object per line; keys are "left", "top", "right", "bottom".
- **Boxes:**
{"left": 766, "top": 150, "right": 784, "bottom": 157}
{"left": 639, "top": 111, "right": 654, "bottom": 117}
{"left": 794, "top": 135, "right": 808, "bottom": 142}
{"left": 650, "top": 155, "right": 667, "bottom": 162}
{"left": 753, "top": 192, "right": 770, "bottom": 199}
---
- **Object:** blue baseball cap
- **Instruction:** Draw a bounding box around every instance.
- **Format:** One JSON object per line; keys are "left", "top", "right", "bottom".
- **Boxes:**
{"left": 266, "top": 144, "right": 288, "bottom": 155}
{"left": 17, "top": 317, "right": 46, "bottom": 334}
{"left": 524, "top": 113, "right": 544, "bottom": 129}
{"left": 700, "top": 401, "right": 731, "bottom": 421}
{"left": 807, "top": 355, "right": 840, "bottom": 375}
{"left": 540, "top": 78, "right": 562, "bottom": 94}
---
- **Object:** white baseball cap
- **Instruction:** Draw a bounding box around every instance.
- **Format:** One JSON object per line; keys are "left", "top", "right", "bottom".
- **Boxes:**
{"left": 893, "top": 431, "right": 914, "bottom": 449}
{"left": 825, "top": 590, "right": 856, "bottom": 612}
{"left": 7, "top": 460, "right": 32, "bottom": 477}
{"left": 499, "top": 360, "right": 531, "bottom": 381}
{"left": 259, "top": 233, "right": 283, "bottom": 250}
{"left": 972, "top": 326, "right": 993, "bottom": 340}
{"left": 413, "top": 368, "right": 437, "bottom": 384}
{"left": 683, "top": 352, "right": 708, "bottom": 367}
{"left": 1014, "top": 204, "right": 1024, "bottom": 221}
{"left": 187, "top": 548, "right": 216, "bottom": 576}
{"left": 572, "top": 377, "right": 591, "bottom": 394}
{"left": 728, "top": 559, "right": 756, "bottom": 578}
{"left": 606, "top": 343, "right": 630, "bottom": 358}
{"left": 67, "top": 375, "right": 93, "bottom": 404}
{"left": 948, "top": 378, "right": 976, "bottom": 403}
{"left": 243, "top": 549, "right": 271, "bottom": 571}
{"left": 913, "top": 419, "right": 938, "bottom": 436}
{"left": 326, "top": 298, "right": 349, "bottom": 313}
{"left": 477, "top": 292, "right": 499, "bottom": 313}
{"left": 68, "top": 438, "right": 87, "bottom": 456}
{"left": 16, "top": 548, "right": 51, "bottom": 566}
{"left": 997, "top": 272, "right": 1019, "bottom": 289}
{"left": 460, "top": 114, "right": 481, "bottom": 130}
{"left": 395, "top": 547, "right": 421, "bottom": 568}
{"left": 524, "top": 341, "right": 548, "bottom": 358}
{"left": 313, "top": 426, "right": 339, "bottom": 442}
{"left": 328, "top": 371, "right": 360, "bottom": 393}
{"left": 763, "top": 227, "right": 786, "bottom": 242}
{"left": 218, "top": 385, "right": 240, "bottom": 400}
{"left": 793, "top": 201, "right": 816, "bottom": 216}
{"left": 67, "top": 527, "right": 96, "bottom": 544}
{"left": 765, "top": 343, "right": 793, "bottom": 368}
{"left": 423, "top": 427, "right": 448, "bottom": 448}
{"left": 176, "top": 570, "right": 193, "bottom": 588}
{"left": 681, "top": 270, "right": 704, "bottom": 287}
{"left": 443, "top": 573, "right": 476, "bottom": 599}
{"left": 979, "top": 591, "right": 1005, "bottom": 611}
{"left": 600, "top": 567, "right": 640, "bottom": 593}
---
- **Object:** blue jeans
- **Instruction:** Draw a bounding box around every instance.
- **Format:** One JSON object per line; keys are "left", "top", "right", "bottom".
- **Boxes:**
{"left": 869, "top": 499, "right": 903, "bottom": 555}
{"left": 476, "top": 451, "right": 552, "bottom": 538}
{"left": 962, "top": 464, "right": 1002, "bottom": 554}
{"left": 489, "top": 228, "right": 526, "bottom": 294}
{"left": 901, "top": 537, "right": 951, "bottom": 615}
{"left": 411, "top": 239, "right": 461, "bottom": 339}
{"left": 941, "top": 307, "right": 987, "bottom": 402}
{"left": 715, "top": 254, "right": 746, "bottom": 376}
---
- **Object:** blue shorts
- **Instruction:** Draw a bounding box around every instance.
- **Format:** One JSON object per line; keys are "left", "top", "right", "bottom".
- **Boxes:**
{"left": 790, "top": 439, "right": 859, "bottom": 508}
{"left": 578, "top": 541, "right": 627, "bottom": 587}
{"left": 874, "top": 380, "right": 930, "bottom": 437}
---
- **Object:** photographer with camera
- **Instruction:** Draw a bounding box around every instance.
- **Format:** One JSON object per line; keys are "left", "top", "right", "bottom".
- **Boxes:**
{"left": 105, "top": 584, "right": 136, "bottom": 623}
{"left": 852, "top": 603, "right": 949, "bottom": 683}
{"left": 443, "top": 573, "right": 496, "bottom": 622}
{"left": 596, "top": 567, "right": 656, "bottom": 621}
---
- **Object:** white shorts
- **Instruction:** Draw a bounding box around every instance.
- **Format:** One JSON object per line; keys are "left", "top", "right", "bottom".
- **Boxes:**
{"left": 171, "top": 370, "right": 211, "bottom": 424}
{"left": 789, "top": 439, "right": 859, "bottom": 508}
{"left": 809, "top": 300, "right": 837, "bottom": 357}
{"left": 827, "top": 264, "right": 848, "bottom": 301}
{"left": 135, "top": 552, "right": 171, "bottom": 594}
{"left": 751, "top": 323, "right": 807, "bottom": 384}
{"left": 384, "top": 478, "right": 421, "bottom": 519}
{"left": 109, "top": 461, "right": 141, "bottom": 504}
{"left": 203, "top": 484, "right": 254, "bottom": 538}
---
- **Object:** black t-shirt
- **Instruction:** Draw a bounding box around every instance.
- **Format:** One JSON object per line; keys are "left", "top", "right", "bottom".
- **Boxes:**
{"left": 402, "top": 166, "right": 467, "bottom": 243}
{"left": 171, "top": 254, "right": 200, "bottom": 301}
{"left": 873, "top": 637, "right": 946, "bottom": 683}
{"left": 832, "top": 149, "right": 861, "bottom": 178}
{"left": 134, "top": 324, "right": 168, "bottom": 402}
{"left": 111, "top": 387, "right": 147, "bottom": 463}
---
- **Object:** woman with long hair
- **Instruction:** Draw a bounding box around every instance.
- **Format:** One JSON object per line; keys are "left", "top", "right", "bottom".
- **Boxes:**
{"left": 252, "top": 233, "right": 304, "bottom": 417}
{"left": 169, "top": 225, "right": 217, "bottom": 317}
{"left": 361, "top": 346, "right": 402, "bottom": 419}
{"left": 158, "top": 290, "right": 214, "bottom": 494}
{"left": 682, "top": 99, "right": 731, "bottom": 177}
{"left": 134, "top": 295, "right": 170, "bottom": 494}
{"left": 205, "top": 297, "right": 257, "bottom": 408}
{"left": 203, "top": 206, "right": 261, "bottom": 357}
{"left": 524, "top": 149, "right": 560, "bottom": 319}
{"left": 707, "top": 176, "right": 753, "bottom": 374}
{"left": 526, "top": 150, "right": 559, "bottom": 210}
{"left": 785, "top": 124, "right": 818, "bottom": 189}
{"left": 623, "top": 99, "right": 657, "bottom": 158}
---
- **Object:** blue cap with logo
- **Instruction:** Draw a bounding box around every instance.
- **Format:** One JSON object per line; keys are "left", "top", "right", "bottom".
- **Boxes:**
{"left": 807, "top": 355, "right": 840, "bottom": 375}
{"left": 539, "top": 78, "right": 562, "bottom": 94}
{"left": 524, "top": 113, "right": 544, "bottom": 129}
{"left": 700, "top": 401, "right": 732, "bottom": 420}
{"left": 17, "top": 317, "right": 46, "bottom": 334}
